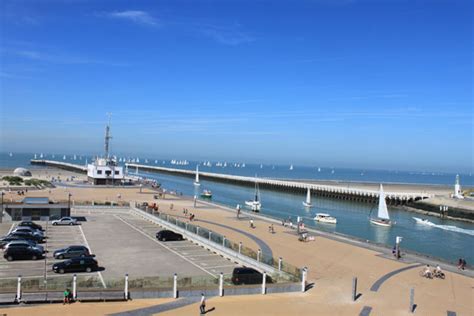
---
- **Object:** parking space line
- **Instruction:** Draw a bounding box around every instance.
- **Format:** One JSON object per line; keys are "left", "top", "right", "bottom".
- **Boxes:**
{"left": 7, "top": 223, "right": 15, "bottom": 235}
{"left": 114, "top": 215, "right": 218, "bottom": 278}
{"left": 78, "top": 225, "right": 107, "bottom": 289}
{"left": 205, "top": 264, "right": 236, "bottom": 269}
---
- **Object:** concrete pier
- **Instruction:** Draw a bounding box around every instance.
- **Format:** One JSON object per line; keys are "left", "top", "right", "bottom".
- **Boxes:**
{"left": 125, "top": 163, "right": 432, "bottom": 205}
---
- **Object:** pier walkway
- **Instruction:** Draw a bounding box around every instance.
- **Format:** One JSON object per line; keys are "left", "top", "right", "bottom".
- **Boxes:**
{"left": 126, "top": 163, "right": 433, "bottom": 204}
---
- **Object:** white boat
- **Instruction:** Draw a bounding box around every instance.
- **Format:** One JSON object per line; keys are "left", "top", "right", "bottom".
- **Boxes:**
{"left": 34, "top": 154, "right": 37, "bottom": 159}
{"left": 245, "top": 178, "right": 261, "bottom": 212}
{"left": 317, "top": 167, "right": 321, "bottom": 172}
{"left": 314, "top": 213, "right": 337, "bottom": 224}
{"left": 289, "top": 164, "right": 293, "bottom": 170}
{"left": 302, "top": 188, "right": 312, "bottom": 207}
{"left": 194, "top": 165, "right": 201, "bottom": 186}
{"left": 40, "top": 153, "right": 43, "bottom": 159}
{"left": 201, "top": 190, "right": 212, "bottom": 198}
{"left": 370, "top": 184, "right": 392, "bottom": 227}
{"left": 413, "top": 217, "right": 432, "bottom": 225}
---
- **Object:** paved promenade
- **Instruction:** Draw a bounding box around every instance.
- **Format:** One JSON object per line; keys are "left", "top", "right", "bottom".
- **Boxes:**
{"left": 1, "top": 175, "right": 472, "bottom": 315}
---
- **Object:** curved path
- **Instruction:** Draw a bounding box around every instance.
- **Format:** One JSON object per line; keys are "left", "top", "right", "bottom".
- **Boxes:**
{"left": 196, "top": 219, "right": 274, "bottom": 258}
{"left": 370, "top": 263, "right": 423, "bottom": 292}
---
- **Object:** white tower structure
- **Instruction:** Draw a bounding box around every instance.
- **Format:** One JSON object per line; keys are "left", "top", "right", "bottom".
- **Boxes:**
{"left": 453, "top": 174, "right": 463, "bottom": 199}
{"left": 87, "top": 115, "right": 124, "bottom": 185}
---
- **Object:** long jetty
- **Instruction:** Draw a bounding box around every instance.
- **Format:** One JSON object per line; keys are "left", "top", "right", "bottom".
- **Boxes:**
{"left": 31, "top": 159, "right": 87, "bottom": 173}
{"left": 126, "top": 163, "right": 433, "bottom": 205}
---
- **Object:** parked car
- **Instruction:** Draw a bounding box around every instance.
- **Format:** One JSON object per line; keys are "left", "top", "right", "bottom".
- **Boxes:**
{"left": 18, "top": 221, "right": 44, "bottom": 231}
{"left": 3, "top": 243, "right": 44, "bottom": 261}
{"left": 52, "top": 217, "right": 78, "bottom": 226}
{"left": 8, "top": 231, "right": 44, "bottom": 243}
{"left": 156, "top": 230, "right": 183, "bottom": 241}
{"left": 0, "top": 235, "right": 34, "bottom": 249}
{"left": 53, "top": 245, "right": 91, "bottom": 259}
{"left": 4, "top": 240, "right": 44, "bottom": 254}
{"left": 231, "top": 267, "right": 273, "bottom": 285}
{"left": 52, "top": 257, "right": 99, "bottom": 274}
{"left": 12, "top": 226, "right": 44, "bottom": 238}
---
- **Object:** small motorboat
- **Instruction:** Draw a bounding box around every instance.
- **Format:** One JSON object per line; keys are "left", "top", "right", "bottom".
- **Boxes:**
{"left": 314, "top": 213, "right": 337, "bottom": 224}
{"left": 201, "top": 190, "right": 212, "bottom": 198}
{"left": 413, "top": 217, "right": 432, "bottom": 226}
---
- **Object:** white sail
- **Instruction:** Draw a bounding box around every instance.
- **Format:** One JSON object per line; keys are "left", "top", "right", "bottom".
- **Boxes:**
{"left": 377, "top": 184, "right": 390, "bottom": 220}
{"left": 306, "top": 188, "right": 311, "bottom": 204}
{"left": 194, "top": 165, "right": 200, "bottom": 185}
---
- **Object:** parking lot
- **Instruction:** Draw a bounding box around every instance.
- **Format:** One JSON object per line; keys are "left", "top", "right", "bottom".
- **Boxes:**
{"left": 0, "top": 208, "right": 239, "bottom": 288}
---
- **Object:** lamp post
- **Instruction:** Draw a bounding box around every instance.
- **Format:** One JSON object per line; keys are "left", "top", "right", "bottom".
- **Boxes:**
{"left": 0, "top": 191, "right": 4, "bottom": 224}
{"left": 68, "top": 193, "right": 72, "bottom": 216}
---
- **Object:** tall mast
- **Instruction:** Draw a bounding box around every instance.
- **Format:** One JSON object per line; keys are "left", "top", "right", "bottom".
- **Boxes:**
{"left": 104, "top": 113, "right": 112, "bottom": 160}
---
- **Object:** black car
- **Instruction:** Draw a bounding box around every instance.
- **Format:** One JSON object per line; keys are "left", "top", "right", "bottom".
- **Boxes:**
{"left": 52, "top": 257, "right": 99, "bottom": 274}
{"left": 54, "top": 246, "right": 91, "bottom": 259}
{"left": 156, "top": 230, "right": 183, "bottom": 241}
{"left": 9, "top": 231, "right": 44, "bottom": 243}
{"left": 3, "top": 243, "right": 44, "bottom": 261}
{"left": 231, "top": 267, "right": 273, "bottom": 285}
{"left": 18, "top": 221, "right": 44, "bottom": 231}
{"left": 0, "top": 235, "right": 36, "bottom": 249}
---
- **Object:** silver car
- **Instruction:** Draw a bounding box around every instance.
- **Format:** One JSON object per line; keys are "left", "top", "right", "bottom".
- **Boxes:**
{"left": 52, "top": 217, "right": 78, "bottom": 226}
{"left": 4, "top": 240, "right": 45, "bottom": 253}
{"left": 12, "top": 226, "right": 44, "bottom": 238}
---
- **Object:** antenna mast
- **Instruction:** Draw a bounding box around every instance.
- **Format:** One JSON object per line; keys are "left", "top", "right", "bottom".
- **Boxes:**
{"left": 104, "top": 113, "right": 112, "bottom": 160}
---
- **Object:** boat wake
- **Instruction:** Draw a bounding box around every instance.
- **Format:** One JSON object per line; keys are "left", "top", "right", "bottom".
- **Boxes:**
{"left": 413, "top": 217, "right": 474, "bottom": 236}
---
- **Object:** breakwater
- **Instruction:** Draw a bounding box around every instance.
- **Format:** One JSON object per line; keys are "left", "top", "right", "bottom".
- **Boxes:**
{"left": 126, "top": 163, "right": 433, "bottom": 205}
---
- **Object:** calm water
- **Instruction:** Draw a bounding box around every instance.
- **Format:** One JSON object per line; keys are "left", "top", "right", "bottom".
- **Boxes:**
{"left": 2, "top": 152, "right": 474, "bottom": 263}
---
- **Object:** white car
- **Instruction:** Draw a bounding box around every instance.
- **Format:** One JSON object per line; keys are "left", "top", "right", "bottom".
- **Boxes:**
{"left": 52, "top": 217, "right": 78, "bottom": 226}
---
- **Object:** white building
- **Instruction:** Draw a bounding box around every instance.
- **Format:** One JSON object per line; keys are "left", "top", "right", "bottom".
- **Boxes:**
{"left": 86, "top": 116, "right": 124, "bottom": 185}
{"left": 87, "top": 158, "right": 124, "bottom": 185}
{"left": 453, "top": 174, "right": 464, "bottom": 199}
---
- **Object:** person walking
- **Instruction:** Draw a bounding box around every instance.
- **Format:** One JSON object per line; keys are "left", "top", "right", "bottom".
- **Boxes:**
{"left": 200, "top": 293, "right": 206, "bottom": 314}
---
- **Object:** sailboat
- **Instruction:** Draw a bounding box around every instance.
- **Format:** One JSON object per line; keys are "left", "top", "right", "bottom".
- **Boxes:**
{"left": 34, "top": 154, "right": 37, "bottom": 159}
{"left": 289, "top": 164, "right": 294, "bottom": 170}
{"left": 302, "top": 188, "right": 313, "bottom": 207}
{"left": 194, "top": 165, "right": 201, "bottom": 186}
{"left": 245, "top": 178, "right": 261, "bottom": 212}
{"left": 370, "top": 184, "right": 392, "bottom": 227}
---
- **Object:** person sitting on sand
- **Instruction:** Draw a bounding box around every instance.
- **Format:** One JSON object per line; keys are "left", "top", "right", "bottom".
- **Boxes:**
{"left": 63, "top": 288, "right": 72, "bottom": 304}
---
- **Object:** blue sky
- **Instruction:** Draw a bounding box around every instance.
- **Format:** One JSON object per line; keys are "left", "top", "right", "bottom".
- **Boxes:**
{"left": 0, "top": 0, "right": 472, "bottom": 173}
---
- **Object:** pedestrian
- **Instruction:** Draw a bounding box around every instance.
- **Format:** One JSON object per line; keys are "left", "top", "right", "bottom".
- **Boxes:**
{"left": 63, "top": 288, "right": 71, "bottom": 304}
{"left": 458, "top": 258, "right": 463, "bottom": 270}
{"left": 250, "top": 219, "right": 254, "bottom": 228}
{"left": 461, "top": 258, "right": 467, "bottom": 270}
{"left": 200, "top": 293, "right": 206, "bottom": 314}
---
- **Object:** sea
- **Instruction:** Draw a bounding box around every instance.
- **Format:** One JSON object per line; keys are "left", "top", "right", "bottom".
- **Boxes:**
{"left": 2, "top": 152, "right": 474, "bottom": 264}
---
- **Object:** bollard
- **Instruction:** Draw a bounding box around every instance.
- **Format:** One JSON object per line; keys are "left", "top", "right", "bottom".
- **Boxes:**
{"left": 73, "top": 274, "right": 77, "bottom": 299}
{"left": 261, "top": 272, "right": 267, "bottom": 295}
{"left": 16, "top": 275, "right": 21, "bottom": 303}
{"left": 301, "top": 267, "right": 307, "bottom": 292}
{"left": 257, "top": 249, "right": 261, "bottom": 262}
{"left": 173, "top": 273, "right": 178, "bottom": 299}
{"left": 124, "top": 274, "right": 129, "bottom": 300}
{"left": 167, "top": 214, "right": 169, "bottom": 221}
{"left": 222, "top": 236, "right": 226, "bottom": 247}
{"left": 185, "top": 223, "right": 188, "bottom": 230}
{"left": 238, "top": 242, "right": 242, "bottom": 254}
{"left": 219, "top": 272, "right": 224, "bottom": 297}
{"left": 209, "top": 231, "right": 212, "bottom": 241}
{"left": 196, "top": 226, "right": 200, "bottom": 235}
{"left": 278, "top": 257, "right": 283, "bottom": 271}
{"left": 352, "top": 277, "right": 357, "bottom": 301}
{"left": 409, "top": 288, "right": 415, "bottom": 313}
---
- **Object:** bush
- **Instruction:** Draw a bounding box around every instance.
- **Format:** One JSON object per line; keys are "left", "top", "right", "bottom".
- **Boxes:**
{"left": 2, "top": 176, "right": 23, "bottom": 185}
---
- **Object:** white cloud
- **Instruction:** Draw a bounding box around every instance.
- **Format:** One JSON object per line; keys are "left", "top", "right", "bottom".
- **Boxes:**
{"left": 106, "top": 10, "right": 159, "bottom": 27}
